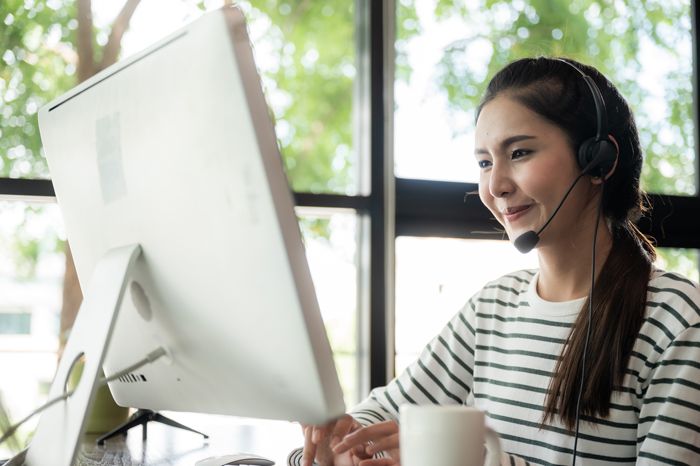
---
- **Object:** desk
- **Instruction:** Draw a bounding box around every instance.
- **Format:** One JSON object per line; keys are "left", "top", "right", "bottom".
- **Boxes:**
{"left": 73, "top": 413, "right": 304, "bottom": 466}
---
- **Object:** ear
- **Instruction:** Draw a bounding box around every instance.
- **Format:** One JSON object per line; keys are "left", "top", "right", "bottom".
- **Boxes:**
{"left": 590, "top": 134, "right": 620, "bottom": 185}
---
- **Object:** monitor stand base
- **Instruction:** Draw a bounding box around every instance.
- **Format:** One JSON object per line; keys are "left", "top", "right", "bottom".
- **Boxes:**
{"left": 96, "top": 409, "right": 209, "bottom": 445}
{"left": 23, "top": 244, "right": 142, "bottom": 466}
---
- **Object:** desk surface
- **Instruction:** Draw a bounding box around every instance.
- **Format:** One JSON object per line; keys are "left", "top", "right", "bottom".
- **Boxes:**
{"left": 75, "top": 413, "right": 304, "bottom": 466}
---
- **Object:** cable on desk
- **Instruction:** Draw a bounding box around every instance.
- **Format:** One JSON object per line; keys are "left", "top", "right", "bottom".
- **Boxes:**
{"left": 0, "top": 347, "right": 167, "bottom": 446}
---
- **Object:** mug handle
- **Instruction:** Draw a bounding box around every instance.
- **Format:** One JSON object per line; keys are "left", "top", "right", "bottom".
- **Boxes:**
{"left": 484, "top": 426, "right": 502, "bottom": 466}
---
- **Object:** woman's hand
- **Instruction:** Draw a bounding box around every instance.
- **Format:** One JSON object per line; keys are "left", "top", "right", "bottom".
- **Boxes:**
{"left": 331, "top": 420, "right": 400, "bottom": 466}
{"left": 302, "top": 415, "right": 370, "bottom": 466}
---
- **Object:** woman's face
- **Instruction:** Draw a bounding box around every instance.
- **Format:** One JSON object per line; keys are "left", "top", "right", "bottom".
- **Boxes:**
{"left": 475, "top": 95, "right": 597, "bottom": 250}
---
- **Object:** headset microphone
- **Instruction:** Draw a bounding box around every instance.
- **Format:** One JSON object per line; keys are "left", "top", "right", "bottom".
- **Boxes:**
{"left": 513, "top": 230, "right": 540, "bottom": 254}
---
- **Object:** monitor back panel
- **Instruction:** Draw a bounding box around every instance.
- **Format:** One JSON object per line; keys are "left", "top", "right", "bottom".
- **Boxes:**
{"left": 38, "top": 6, "right": 345, "bottom": 425}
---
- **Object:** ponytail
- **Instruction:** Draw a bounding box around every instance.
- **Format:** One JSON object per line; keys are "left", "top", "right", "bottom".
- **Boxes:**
{"left": 543, "top": 222, "right": 654, "bottom": 429}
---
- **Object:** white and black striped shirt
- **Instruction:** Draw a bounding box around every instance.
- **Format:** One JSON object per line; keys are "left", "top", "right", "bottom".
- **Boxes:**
{"left": 350, "top": 269, "right": 700, "bottom": 465}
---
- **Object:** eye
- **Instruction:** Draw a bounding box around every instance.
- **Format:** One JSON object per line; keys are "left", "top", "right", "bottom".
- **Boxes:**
{"left": 511, "top": 149, "right": 532, "bottom": 159}
{"left": 477, "top": 159, "right": 492, "bottom": 169}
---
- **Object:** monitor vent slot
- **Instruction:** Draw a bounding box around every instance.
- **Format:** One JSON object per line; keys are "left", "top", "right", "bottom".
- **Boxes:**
{"left": 117, "top": 373, "right": 148, "bottom": 383}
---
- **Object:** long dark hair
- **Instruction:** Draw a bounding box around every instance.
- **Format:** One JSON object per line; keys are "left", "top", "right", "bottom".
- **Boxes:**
{"left": 477, "top": 57, "right": 656, "bottom": 429}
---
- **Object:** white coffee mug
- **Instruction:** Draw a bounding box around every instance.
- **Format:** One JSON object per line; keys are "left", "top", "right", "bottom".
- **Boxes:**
{"left": 399, "top": 405, "right": 502, "bottom": 466}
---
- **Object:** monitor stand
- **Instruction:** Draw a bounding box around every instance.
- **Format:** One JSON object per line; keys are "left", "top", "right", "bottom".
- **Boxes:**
{"left": 96, "top": 408, "right": 209, "bottom": 445}
{"left": 19, "top": 244, "right": 142, "bottom": 466}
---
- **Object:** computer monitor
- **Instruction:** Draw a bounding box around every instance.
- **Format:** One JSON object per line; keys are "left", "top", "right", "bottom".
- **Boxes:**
{"left": 37, "top": 4, "right": 344, "bottom": 429}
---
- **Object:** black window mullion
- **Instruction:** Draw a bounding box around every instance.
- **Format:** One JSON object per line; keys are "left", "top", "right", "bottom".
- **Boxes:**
{"left": 0, "top": 178, "right": 56, "bottom": 201}
{"left": 293, "top": 192, "right": 370, "bottom": 211}
{"left": 395, "top": 177, "right": 700, "bottom": 249}
{"left": 367, "top": 0, "right": 392, "bottom": 389}
{"left": 693, "top": 0, "right": 700, "bottom": 195}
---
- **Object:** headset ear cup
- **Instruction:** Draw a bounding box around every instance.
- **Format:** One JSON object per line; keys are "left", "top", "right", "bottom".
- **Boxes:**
{"left": 595, "top": 139, "right": 618, "bottom": 178}
{"left": 578, "top": 138, "right": 618, "bottom": 178}
{"left": 577, "top": 137, "right": 596, "bottom": 172}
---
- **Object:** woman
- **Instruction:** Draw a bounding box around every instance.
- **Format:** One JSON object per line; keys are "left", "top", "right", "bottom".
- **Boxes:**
{"left": 301, "top": 57, "right": 700, "bottom": 465}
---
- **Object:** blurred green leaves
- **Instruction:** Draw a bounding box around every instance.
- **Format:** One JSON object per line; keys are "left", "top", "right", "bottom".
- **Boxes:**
{"left": 0, "top": 393, "right": 23, "bottom": 453}
{"left": 241, "top": 1, "right": 357, "bottom": 194}
{"left": 0, "top": 203, "right": 64, "bottom": 280}
{"left": 1, "top": 1, "right": 77, "bottom": 280}
{"left": 657, "top": 247, "right": 700, "bottom": 282}
{"left": 1, "top": 0, "right": 78, "bottom": 179}
{"left": 1, "top": 0, "right": 698, "bottom": 273}
{"left": 399, "top": 0, "right": 695, "bottom": 195}
{"left": 2, "top": 1, "right": 697, "bottom": 194}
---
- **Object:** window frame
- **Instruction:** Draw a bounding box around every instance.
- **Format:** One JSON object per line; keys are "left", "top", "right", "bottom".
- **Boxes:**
{"left": 2, "top": 0, "right": 699, "bottom": 392}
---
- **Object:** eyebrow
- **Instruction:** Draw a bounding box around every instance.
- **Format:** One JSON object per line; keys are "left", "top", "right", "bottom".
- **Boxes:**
{"left": 475, "top": 134, "right": 537, "bottom": 155}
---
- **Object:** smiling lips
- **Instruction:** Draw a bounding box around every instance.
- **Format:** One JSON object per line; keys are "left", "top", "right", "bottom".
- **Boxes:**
{"left": 502, "top": 205, "right": 532, "bottom": 222}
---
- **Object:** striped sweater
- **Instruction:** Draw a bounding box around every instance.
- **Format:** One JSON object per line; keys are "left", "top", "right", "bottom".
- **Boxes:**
{"left": 350, "top": 269, "right": 700, "bottom": 465}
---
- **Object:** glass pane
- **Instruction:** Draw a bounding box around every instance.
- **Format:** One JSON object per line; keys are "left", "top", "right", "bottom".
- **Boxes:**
{"left": 0, "top": 2, "right": 77, "bottom": 179}
{"left": 0, "top": 313, "right": 32, "bottom": 335}
{"left": 121, "top": 1, "right": 358, "bottom": 194}
{"left": 3, "top": 1, "right": 358, "bottom": 191}
{"left": 0, "top": 206, "right": 362, "bottom": 456}
{"left": 394, "top": 237, "right": 538, "bottom": 374}
{"left": 241, "top": 2, "right": 358, "bottom": 195}
{"left": 394, "top": 0, "right": 695, "bottom": 195}
{"left": 656, "top": 248, "right": 699, "bottom": 283}
{"left": 297, "top": 208, "right": 362, "bottom": 406}
{"left": 395, "top": 238, "right": 700, "bottom": 376}
{"left": 0, "top": 202, "right": 64, "bottom": 456}
{"left": 3, "top": 1, "right": 357, "bottom": 193}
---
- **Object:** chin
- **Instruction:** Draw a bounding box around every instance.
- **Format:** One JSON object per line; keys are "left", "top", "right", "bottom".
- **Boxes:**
{"left": 505, "top": 227, "right": 521, "bottom": 240}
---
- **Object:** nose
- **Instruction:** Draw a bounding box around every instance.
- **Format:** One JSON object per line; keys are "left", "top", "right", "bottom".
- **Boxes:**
{"left": 488, "top": 161, "right": 515, "bottom": 198}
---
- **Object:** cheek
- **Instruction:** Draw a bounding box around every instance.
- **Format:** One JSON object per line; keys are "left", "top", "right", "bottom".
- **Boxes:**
{"left": 543, "top": 168, "right": 581, "bottom": 204}
{"left": 516, "top": 159, "right": 561, "bottom": 200}
{"left": 520, "top": 172, "right": 550, "bottom": 199}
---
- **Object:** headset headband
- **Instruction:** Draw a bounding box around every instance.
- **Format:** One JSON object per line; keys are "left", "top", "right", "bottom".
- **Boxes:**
{"left": 555, "top": 58, "right": 609, "bottom": 142}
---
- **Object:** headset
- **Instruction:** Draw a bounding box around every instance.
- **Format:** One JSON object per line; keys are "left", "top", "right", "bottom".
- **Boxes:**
{"left": 513, "top": 58, "right": 620, "bottom": 254}
{"left": 557, "top": 58, "right": 619, "bottom": 178}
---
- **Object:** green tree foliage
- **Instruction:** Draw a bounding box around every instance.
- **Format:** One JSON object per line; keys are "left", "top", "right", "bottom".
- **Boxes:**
{"left": 1, "top": 1, "right": 78, "bottom": 279}
{"left": 400, "top": 0, "right": 694, "bottom": 196}
{"left": 0, "top": 393, "right": 22, "bottom": 454}
{"left": 657, "top": 247, "right": 700, "bottom": 282}
{"left": 2, "top": 1, "right": 697, "bottom": 272}
{"left": 396, "top": 0, "right": 421, "bottom": 83}
{"left": 241, "top": 1, "right": 356, "bottom": 194}
{"left": 1, "top": 0, "right": 77, "bottom": 179}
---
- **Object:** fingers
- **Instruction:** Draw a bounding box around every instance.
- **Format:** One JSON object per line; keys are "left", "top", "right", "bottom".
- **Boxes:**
{"left": 333, "top": 420, "right": 399, "bottom": 455}
{"left": 302, "top": 425, "right": 318, "bottom": 466}
{"left": 333, "top": 420, "right": 398, "bottom": 453}
{"left": 329, "top": 414, "right": 358, "bottom": 448}
{"left": 303, "top": 424, "right": 334, "bottom": 466}
{"left": 301, "top": 416, "right": 356, "bottom": 466}
{"left": 364, "top": 433, "right": 399, "bottom": 456}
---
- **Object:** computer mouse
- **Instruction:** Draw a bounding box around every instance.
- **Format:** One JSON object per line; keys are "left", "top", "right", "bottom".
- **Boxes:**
{"left": 195, "top": 453, "right": 275, "bottom": 466}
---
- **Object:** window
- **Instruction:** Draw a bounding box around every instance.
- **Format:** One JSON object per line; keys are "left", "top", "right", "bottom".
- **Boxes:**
{"left": 1, "top": 1, "right": 371, "bottom": 449}
{"left": 240, "top": 1, "right": 360, "bottom": 195}
{"left": 393, "top": 0, "right": 700, "bottom": 378}
{"left": 657, "top": 248, "right": 700, "bottom": 283}
{"left": 395, "top": 238, "right": 700, "bottom": 373}
{"left": 298, "top": 209, "right": 363, "bottom": 405}
{"left": 2, "top": 4, "right": 700, "bottom": 450}
{"left": 395, "top": 237, "right": 539, "bottom": 372}
{"left": 0, "top": 312, "right": 31, "bottom": 335}
{"left": 394, "top": 0, "right": 696, "bottom": 196}
{"left": 0, "top": 200, "right": 63, "bottom": 454}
